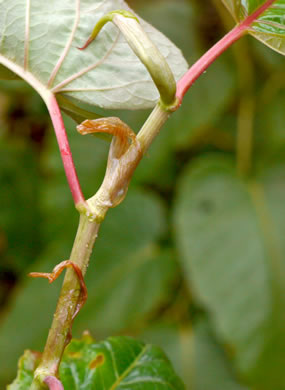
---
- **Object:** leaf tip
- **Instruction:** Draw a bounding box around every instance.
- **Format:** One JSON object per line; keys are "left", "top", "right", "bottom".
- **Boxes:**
{"left": 77, "top": 36, "right": 93, "bottom": 50}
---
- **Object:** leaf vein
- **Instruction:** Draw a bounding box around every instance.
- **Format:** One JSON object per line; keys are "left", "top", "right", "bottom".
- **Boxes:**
{"left": 109, "top": 345, "right": 148, "bottom": 390}
{"left": 270, "top": 3, "right": 285, "bottom": 10}
{"left": 82, "top": 0, "right": 108, "bottom": 15}
{"left": 47, "top": 0, "right": 81, "bottom": 88}
{"left": 24, "top": 0, "right": 31, "bottom": 70}
{"left": 58, "top": 79, "right": 153, "bottom": 92}
{"left": 255, "top": 18, "right": 285, "bottom": 32}
{"left": 51, "top": 31, "right": 120, "bottom": 93}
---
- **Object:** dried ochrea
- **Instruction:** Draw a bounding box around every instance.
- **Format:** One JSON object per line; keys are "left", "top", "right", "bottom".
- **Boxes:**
{"left": 77, "top": 117, "right": 142, "bottom": 209}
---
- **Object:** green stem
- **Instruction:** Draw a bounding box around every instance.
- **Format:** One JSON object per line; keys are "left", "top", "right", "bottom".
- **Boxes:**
{"left": 31, "top": 214, "right": 101, "bottom": 389}
{"left": 137, "top": 102, "right": 170, "bottom": 154}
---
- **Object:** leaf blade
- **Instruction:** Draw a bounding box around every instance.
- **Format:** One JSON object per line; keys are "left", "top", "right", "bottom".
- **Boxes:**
{"left": 174, "top": 154, "right": 285, "bottom": 389}
{"left": 0, "top": 0, "right": 188, "bottom": 110}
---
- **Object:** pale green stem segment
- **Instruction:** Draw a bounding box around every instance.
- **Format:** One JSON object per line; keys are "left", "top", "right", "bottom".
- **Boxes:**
{"left": 31, "top": 214, "right": 100, "bottom": 389}
{"left": 137, "top": 102, "right": 170, "bottom": 153}
{"left": 80, "top": 10, "right": 177, "bottom": 109}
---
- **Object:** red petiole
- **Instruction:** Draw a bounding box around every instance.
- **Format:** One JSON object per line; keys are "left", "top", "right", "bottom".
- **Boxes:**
{"left": 176, "top": 0, "right": 275, "bottom": 102}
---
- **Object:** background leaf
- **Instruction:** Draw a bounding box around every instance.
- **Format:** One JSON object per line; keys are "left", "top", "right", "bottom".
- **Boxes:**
{"left": 192, "top": 321, "right": 249, "bottom": 390}
{"left": 174, "top": 154, "right": 285, "bottom": 389}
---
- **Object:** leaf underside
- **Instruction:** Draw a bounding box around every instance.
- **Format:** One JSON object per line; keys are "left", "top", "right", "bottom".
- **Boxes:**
{"left": 0, "top": 0, "right": 187, "bottom": 110}
{"left": 222, "top": 0, "right": 285, "bottom": 55}
{"left": 8, "top": 336, "right": 185, "bottom": 390}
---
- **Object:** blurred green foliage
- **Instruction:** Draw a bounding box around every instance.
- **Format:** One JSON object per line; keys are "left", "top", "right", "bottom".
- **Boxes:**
{"left": 1, "top": 0, "right": 285, "bottom": 389}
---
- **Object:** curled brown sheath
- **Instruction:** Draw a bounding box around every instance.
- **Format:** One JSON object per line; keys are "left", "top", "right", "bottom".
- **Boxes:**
{"left": 29, "top": 260, "right": 87, "bottom": 320}
{"left": 77, "top": 117, "right": 138, "bottom": 157}
{"left": 77, "top": 117, "right": 142, "bottom": 208}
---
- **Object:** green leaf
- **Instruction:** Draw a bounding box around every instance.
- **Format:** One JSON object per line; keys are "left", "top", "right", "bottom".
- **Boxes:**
{"left": 61, "top": 336, "right": 185, "bottom": 390}
{"left": 0, "top": 0, "right": 187, "bottom": 110}
{"left": 8, "top": 336, "right": 185, "bottom": 390}
{"left": 174, "top": 155, "right": 285, "bottom": 389}
{"left": 222, "top": 0, "right": 285, "bottom": 56}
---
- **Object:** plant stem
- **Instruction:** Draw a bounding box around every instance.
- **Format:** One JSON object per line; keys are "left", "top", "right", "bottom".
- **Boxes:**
{"left": 45, "top": 94, "right": 85, "bottom": 206}
{"left": 31, "top": 214, "right": 100, "bottom": 389}
{"left": 137, "top": 102, "right": 170, "bottom": 154}
{"left": 176, "top": 0, "right": 275, "bottom": 102}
